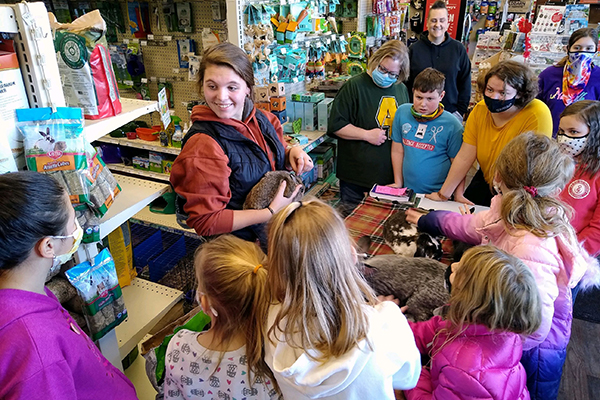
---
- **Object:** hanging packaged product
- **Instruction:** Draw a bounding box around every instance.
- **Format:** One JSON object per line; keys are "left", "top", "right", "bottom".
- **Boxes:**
{"left": 65, "top": 248, "right": 128, "bottom": 341}
{"left": 176, "top": 39, "right": 195, "bottom": 69}
{"left": 16, "top": 107, "right": 90, "bottom": 204}
{"left": 49, "top": 10, "right": 122, "bottom": 120}
{"left": 85, "top": 142, "right": 121, "bottom": 217}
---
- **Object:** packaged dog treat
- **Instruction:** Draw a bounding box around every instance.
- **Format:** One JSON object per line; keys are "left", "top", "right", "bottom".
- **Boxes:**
{"left": 65, "top": 248, "right": 128, "bottom": 340}
{"left": 49, "top": 10, "right": 122, "bottom": 119}
{"left": 16, "top": 107, "right": 90, "bottom": 204}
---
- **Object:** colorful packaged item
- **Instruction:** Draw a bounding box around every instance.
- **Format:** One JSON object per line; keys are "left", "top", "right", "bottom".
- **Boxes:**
{"left": 49, "top": 10, "right": 122, "bottom": 119}
{"left": 65, "top": 248, "right": 128, "bottom": 340}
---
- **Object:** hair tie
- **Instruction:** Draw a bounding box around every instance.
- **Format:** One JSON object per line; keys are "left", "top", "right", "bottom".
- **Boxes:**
{"left": 523, "top": 186, "right": 538, "bottom": 197}
{"left": 253, "top": 264, "right": 263, "bottom": 274}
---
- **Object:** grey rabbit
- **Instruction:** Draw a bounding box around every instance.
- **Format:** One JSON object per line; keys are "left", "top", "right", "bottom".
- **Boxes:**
{"left": 357, "top": 236, "right": 449, "bottom": 322}
{"left": 243, "top": 171, "right": 305, "bottom": 210}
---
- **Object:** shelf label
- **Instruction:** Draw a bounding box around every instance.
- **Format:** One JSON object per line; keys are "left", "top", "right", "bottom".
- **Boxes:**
{"left": 131, "top": 38, "right": 140, "bottom": 43}
{"left": 141, "top": 78, "right": 148, "bottom": 83}
{"left": 141, "top": 40, "right": 148, "bottom": 46}
{"left": 147, "top": 34, "right": 154, "bottom": 40}
{"left": 150, "top": 76, "right": 157, "bottom": 82}
{"left": 123, "top": 80, "right": 134, "bottom": 86}
{"left": 159, "top": 77, "right": 166, "bottom": 83}
{"left": 123, "top": 38, "right": 130, "bottom": 44}
{"left": 164, "top": 35, "right": 172, "bottom": 41}
{"left": 172, "top": 68, "right": 180, "bottom": 74}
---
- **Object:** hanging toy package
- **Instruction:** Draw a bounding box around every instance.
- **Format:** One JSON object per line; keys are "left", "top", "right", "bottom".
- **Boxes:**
{"left": 65, "top": 248, "right": 128, "bottom": 340}
{"left": 49, "top": 10, "right": 122, "bottom": 120}
{"left": 17, "top": 107, "right": 90, "bottom": 204}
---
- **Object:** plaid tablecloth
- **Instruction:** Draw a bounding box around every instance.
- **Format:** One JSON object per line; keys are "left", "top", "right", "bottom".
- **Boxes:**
{"left": 344, "top": 197, "right": 454, "bottom": 263}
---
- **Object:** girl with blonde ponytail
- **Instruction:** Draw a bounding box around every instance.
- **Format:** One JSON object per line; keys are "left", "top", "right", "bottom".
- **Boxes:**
{"left": 406, "top": 132, "right": 600, "bottom": 400}
{"left": 164, "top": 235, "right": 280, "bottom": 399}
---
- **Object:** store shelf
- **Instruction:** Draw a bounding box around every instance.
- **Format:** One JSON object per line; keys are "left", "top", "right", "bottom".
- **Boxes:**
{"left": 99, "top": 175, "right": 169, "bottom": 239}
{"left": 84, "top": 98, "right": 159, "bottom": 143}
{"left": 96, "top": 135, "right": 181, "bottom": 155}
{"left": 108, "top": 164, "right": 171, "bottom": 183}
{"left": 304, "top": 181, "right": 331, "bottom": 198}
{"left": 301, "top": 130, "right": 327, "bottom": 153}
{"left": 132, "top": 206, "right": 199, "bottom": 238}
{"left": 115, "top": 278, "right": 183, "bottom": 360}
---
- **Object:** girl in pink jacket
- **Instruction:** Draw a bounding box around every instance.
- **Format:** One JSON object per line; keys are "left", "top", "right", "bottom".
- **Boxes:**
{"left": 407, "top": 132, "right": 600, "bottom": 400}
{"left": 405, "top": 245, "right": 542, "bottom": 400}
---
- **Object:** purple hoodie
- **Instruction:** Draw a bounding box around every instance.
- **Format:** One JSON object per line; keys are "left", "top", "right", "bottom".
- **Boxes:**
{"left": 0, "top": 287, "right": 137, "bottom": 400}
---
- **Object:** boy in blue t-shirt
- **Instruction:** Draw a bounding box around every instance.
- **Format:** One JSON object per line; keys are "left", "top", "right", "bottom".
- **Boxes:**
{"left": 391, "top": 68, "right": 464, "bottom": 194}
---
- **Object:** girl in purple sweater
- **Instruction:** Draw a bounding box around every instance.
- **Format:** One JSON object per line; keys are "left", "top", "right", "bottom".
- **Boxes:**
{"left": 0, "top": 172, "right": 137, "bottom": 400}
{"left": 405, "top": 245, "right": 542, "bottom": 400}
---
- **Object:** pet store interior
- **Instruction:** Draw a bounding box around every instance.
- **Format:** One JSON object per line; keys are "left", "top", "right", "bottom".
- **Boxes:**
{"left": 0, "top": 0, "right": 599, "bottom": 398}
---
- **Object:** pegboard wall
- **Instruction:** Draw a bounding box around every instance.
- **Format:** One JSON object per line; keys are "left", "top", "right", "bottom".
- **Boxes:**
{"left": 114, "top": 0, "right": 229, "bottom": 126}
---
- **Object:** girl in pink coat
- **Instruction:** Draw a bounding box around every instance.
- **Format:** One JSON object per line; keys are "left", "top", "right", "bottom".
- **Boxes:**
{"left": 407, "top": 133, "right": 600, "bottom": 400}
{"left": 405, "top": 245, "right": 542, "bottom": 400}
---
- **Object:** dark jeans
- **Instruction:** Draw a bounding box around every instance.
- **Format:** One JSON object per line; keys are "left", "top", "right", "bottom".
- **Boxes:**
{"left": 338, "top": 180, "right": 370, "bottom": 217}
{"left": 464, "top": 168, "right": 494, "bottom": 207}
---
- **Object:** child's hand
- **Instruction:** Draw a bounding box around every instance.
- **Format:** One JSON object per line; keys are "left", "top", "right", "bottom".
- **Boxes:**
{"left": 268, "top": 181, "right": 302, "bottom": 214}
{"left": 459, "top": 204, "right": 474, "bottom": 215}
{"left": 365, "top": 128, "right": 387, "bottom": 146}
{"left": 405, "top": 208, "right": 424, "bottom": 225}
{"left": 387, "top": 182, "right": 402, "bottom": 188}
{"left": 400, "top": 305, "right": 408, "bottom": 313}
{"left": 377, "top": 295, "right": 400, "bottom": 305}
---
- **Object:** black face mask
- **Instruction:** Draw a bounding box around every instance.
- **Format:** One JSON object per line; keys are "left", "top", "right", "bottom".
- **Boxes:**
{"left": 484, "top": 94, "right": 516, "bottom": 113}
{"left": 444, "top": 265, "right": 453, "bottom": 294}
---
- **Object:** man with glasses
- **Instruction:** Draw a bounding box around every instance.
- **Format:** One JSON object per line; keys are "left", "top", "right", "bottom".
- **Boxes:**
{"left": 407, "top": 0, "right": 471, "bottom": 121}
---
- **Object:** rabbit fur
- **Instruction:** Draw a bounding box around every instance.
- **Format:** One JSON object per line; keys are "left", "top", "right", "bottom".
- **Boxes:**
{"left": 243, "top": 171, "right": 305, "bottom": 210}
{"left": 383, "top": 208, "right": 443, "bottom": 260}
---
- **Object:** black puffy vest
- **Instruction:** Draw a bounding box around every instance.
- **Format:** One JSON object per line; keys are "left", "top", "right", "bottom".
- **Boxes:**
{"left": 177, "top": 110, "right": 285, "bottom": 242}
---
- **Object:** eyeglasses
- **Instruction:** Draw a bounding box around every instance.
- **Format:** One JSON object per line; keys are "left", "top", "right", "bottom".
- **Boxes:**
{"left": 378, "top": 64, "right": 400, "bottom": 80}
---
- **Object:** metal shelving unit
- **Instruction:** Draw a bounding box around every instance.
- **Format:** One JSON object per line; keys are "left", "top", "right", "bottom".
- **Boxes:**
{"left": 84, "top": 99, "right": 159, "bottom": 143}
{"left": 96, "top": 135, "right": 181, "bottom": 155}
{"left": 107, "top": 164, "right": 171, "bottom": 183}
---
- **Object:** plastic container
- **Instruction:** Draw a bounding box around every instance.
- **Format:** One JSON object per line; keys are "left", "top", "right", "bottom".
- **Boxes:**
{"left": 126, "top": 131, "right": 138, "bottom": 140}
{"left": 136, "top": 127, "right": 159, "bottom": 141}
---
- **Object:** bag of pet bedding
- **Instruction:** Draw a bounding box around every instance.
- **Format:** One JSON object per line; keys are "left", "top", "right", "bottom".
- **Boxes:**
{"left": 49, "top": 10, "right": 122, "bottom": 119}
{"left": 16, "top": 107, "right": 91, "bottom": 204}
{"left": 65, "top": 248, "right": 128, "bottom": 340}
{"left": 84, "top": 141, "right": 121, "bottom": 217}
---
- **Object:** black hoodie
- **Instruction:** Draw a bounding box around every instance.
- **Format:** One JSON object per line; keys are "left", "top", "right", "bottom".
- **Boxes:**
{"left": 407, "top": 31, "right": 472, "bottom": 115}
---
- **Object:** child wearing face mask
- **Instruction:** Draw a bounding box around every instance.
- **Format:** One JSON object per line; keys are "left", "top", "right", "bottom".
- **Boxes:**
{"left": 0, "top": 171, "right": 137, "bottom": 400}
{"left": 538, "top": 28, "right": 600, "bottom": 138}
{"left": 406, "top": 132, "right": 600, "bottom": 400}
{"left": 404, "top": 245, "right": 542, "bottom": 400}
{"left": 557, "top": 100, "right": 600, "bottom": 258}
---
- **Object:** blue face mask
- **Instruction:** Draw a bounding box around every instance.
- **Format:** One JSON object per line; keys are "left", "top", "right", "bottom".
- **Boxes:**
{"left": 371, "top": 67, "right": 397, "bottom": 88}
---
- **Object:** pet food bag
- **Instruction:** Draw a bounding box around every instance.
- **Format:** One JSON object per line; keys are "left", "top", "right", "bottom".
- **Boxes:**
{"left": 65, "top": 248, "right": 128, "bottom": 340}
{"left": 16, "top": 107, "right": 90, "bottom": 204}
{"left": 104, "top": 221, "right": 136, "bottom": 288}
{"left": 85, "top": 142, "right": 121, "bottom": 217}
{"left": 49, "top": 10, "right": 122, "bottom": 120}
{"left": 74, "top": 203, "right": 100, "bottom": 244}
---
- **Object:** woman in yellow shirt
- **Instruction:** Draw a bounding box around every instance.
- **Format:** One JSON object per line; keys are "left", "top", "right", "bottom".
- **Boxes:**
{"left": 429, "top": 60, "right": 553, "bottom": 206}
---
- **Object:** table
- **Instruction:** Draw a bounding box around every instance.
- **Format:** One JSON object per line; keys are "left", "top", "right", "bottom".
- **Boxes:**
{"left": 344, "top": 195, "right": 489, "bottom": 261}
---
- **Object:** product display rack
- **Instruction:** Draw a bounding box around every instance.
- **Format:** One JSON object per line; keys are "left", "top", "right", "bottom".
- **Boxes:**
{"left": 107, "top": 164, "right": 171, "bottom": 183}
{"left": 84, "top": 98, "right": 159, "bottom": 142}
{"left": 96, "top": 135, "right": 182, "bottom": 156}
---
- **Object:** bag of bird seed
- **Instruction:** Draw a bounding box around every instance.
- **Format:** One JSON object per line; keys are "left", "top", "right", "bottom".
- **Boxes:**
{"left": 65, "top": 248, "right": 128, "bottom": 340}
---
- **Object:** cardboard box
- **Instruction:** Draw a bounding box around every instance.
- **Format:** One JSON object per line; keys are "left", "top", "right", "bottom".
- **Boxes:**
{"left": 268, "top": 82, "right": 286, "bottom": 96}
{"left": 303, "top": 102, "right": 317, "bottom": 131}
{"left": 271, "top": 109, "right": 287, "bottom": 124}
{"left": 292, "top": 91, "right": 325, "bottom": 103}
{"left": 162, "top": 160, "right": 174, "bottom": 174}
{"left": 256, "top": 102, "right": 271, "bottom": 112}
{"left": 149, "top": 152, "right": 165, "bottom": 173}
{"left": 270, "top": 96, "right": 287, "bottom": 111}
{"left": 133, "top": 156, "right": 150, "bottom": 170}
{"left": 254, "top": 86, "right": 269, "bottom": 102}
{"left": 317, "top": 98, "right": 335, "bottom": 131}
{"left": 311, "top": 144, "right": 335, "bottom": 180}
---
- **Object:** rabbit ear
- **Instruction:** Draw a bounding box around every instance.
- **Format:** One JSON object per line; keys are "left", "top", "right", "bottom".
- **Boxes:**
{"left": 46, "top": 127, "right": 50, "bottom": 134}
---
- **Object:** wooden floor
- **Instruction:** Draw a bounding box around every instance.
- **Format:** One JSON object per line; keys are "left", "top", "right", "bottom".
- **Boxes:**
{"left": 558, "top": 318, "right": 600, "bottom": 400}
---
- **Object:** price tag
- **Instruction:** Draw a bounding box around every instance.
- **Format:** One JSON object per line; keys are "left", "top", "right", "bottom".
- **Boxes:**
{"left": 141, "top": 78, "right": 148, "bottom": 83}
{"left": 131, "top": 38, "right": 140, "bottom": 43}
{"left": 123, "top": 38, "right": 130, "bottom": 44}
{"left": 159, "top": 77, "right": 166, "bottom": 83}
{"left": 172, "top": 68, "right": 180, "bottom": 73}
{"left": 141, "top": 40, "right": 148, "bottom": 46}
{"left": 147, "top": 34, "right": 154, "bottom": 40}
{"left": 123, "top": 80, "right": 134, "bottom": 86}
{"left": 331, "top": 35, "right": 336, "bottom": 40}
{"left": 292, "top": 43, "right": 298, "bottom": 49}
{"left": 164, "top": 35, "right": 172, "bottom": 41}
{"left": 150, "top": 76, "right": 157, "bottom": 82}
{"left": 280, "top": 47, "right": 287, "bottom": 54}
